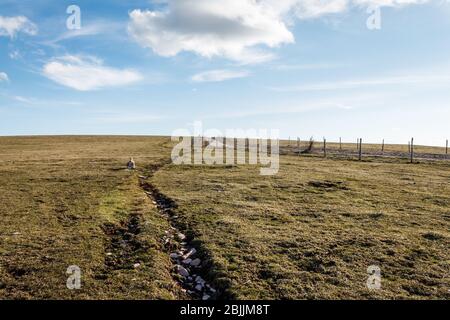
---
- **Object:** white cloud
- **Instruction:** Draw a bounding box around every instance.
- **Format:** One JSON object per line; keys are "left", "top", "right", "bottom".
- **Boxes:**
{"left": 192, "top": 69, "right": 250, "bottom": 82}
{"left": 42, "top": 55, "right": 143, "bottom": 91}
{"left": 128, "top": 0, "right": 295, "bottom": 64}
{"left": 0, "top": 15, "right": 37, "bottom": 38}
{"left": 128, "top": 0, "right": 427, "bottom": 63}
{"left": 0, "top": 72, "right": 9, "bottom": 82}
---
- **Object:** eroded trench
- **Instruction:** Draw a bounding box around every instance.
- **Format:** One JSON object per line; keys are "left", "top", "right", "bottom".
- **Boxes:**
{"left": 138, "top": 163, "right": 218, "bottom": 300}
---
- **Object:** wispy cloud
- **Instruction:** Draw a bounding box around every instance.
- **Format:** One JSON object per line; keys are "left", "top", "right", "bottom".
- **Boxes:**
{"left": 13, "top": 95, "right": 32, "bottom": 103}
{"left": 44, "top": 21, "right": 125, "bottom": 46}
{"left": 272, "top": 63, "right": 346, "bottom": 71}
{"left": 191, "top": 69, "right": 250, "bottom": 83}
{"left": 200, "top": 92, "right": 387, "bottom": 119}
{"left": 93, "top": 114, "right": 162, "bottom": 124}
{"left": 270, "top": 74, "right": 450, "bottom": 92}
{"left": 42, "top": 55, "right": 143, "bottom": 91}
{"left": 0, "top": 15, "right": 37, "bottom": 38}
{"left": 0, "top": 72, "right": 9, "bottom": 82}
{"left": 9, "top": 50, "right": 21, "bottom": 60}
{"left": 0, "top": 92, "right": 83, "bottom": 107}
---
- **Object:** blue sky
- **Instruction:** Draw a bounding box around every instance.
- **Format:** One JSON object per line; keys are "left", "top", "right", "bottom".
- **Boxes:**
{"left": 0, "top": 0, "right": 449, "bottom": 146}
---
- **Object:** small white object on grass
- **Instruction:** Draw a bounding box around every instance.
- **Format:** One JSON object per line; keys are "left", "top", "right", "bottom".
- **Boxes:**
{"left": 127, "top": 157, "right": 136, "bottom": 170}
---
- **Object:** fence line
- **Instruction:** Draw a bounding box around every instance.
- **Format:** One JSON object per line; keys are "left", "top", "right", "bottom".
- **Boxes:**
{"left": 287, "top": 137, "right": 449, "bottom": 161}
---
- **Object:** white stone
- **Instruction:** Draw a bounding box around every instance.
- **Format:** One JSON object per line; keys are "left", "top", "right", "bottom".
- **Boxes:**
{"left": 190, "top": 258, "right": 201, "bottom": 267}
{"left": 195, "top": 284, "right": 203, "bottom": 291}
{"left": 196, "top": 277, "right": 206, "bottom": 286}
{"left": 182, "top": 258, "right": 192, "bottom": 265}
{"left": 177, "top": 265, "right": 189, "bottom": 277}
{"left": 184, "top": 248, "right": 197, "bottom": 259}
{"left": 202, "top": 294, "right": 210, "bottom": 300}
{"left": 133, "top": 263, "right": 141, "bottom": 268}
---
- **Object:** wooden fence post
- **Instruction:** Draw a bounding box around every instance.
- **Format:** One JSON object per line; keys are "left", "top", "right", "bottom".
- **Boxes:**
{"left": 237, "top": 137, "right": 240, "bottom": 164}
{"left": 323, "top": 138, "right": 327, "bottom": 158}
{"left": 410, "top": 138, "right": 414, "bottom": 163}
{"left": 382, "top": 139, "right": 385, "bottom": 154}
{"left": 358, "top": 138, "right": 362, "bottom": 161}
{"left": 339, "top": 137, "right": 342, "bottom": 151}
{"left": 446, "top": 139, "right": 448, "bottom": 155}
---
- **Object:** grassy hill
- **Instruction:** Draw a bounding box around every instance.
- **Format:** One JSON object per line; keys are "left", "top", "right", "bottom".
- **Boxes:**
{"left": 0, "top": 136, "right": 448, "bottom": 299}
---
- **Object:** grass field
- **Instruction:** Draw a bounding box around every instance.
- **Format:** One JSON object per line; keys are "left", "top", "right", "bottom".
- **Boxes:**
{"left": 0, "top": 136, "right": 449, "bottom": 299}
{"left": 0, "top": 136, "right": 184, "bottom": 299}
